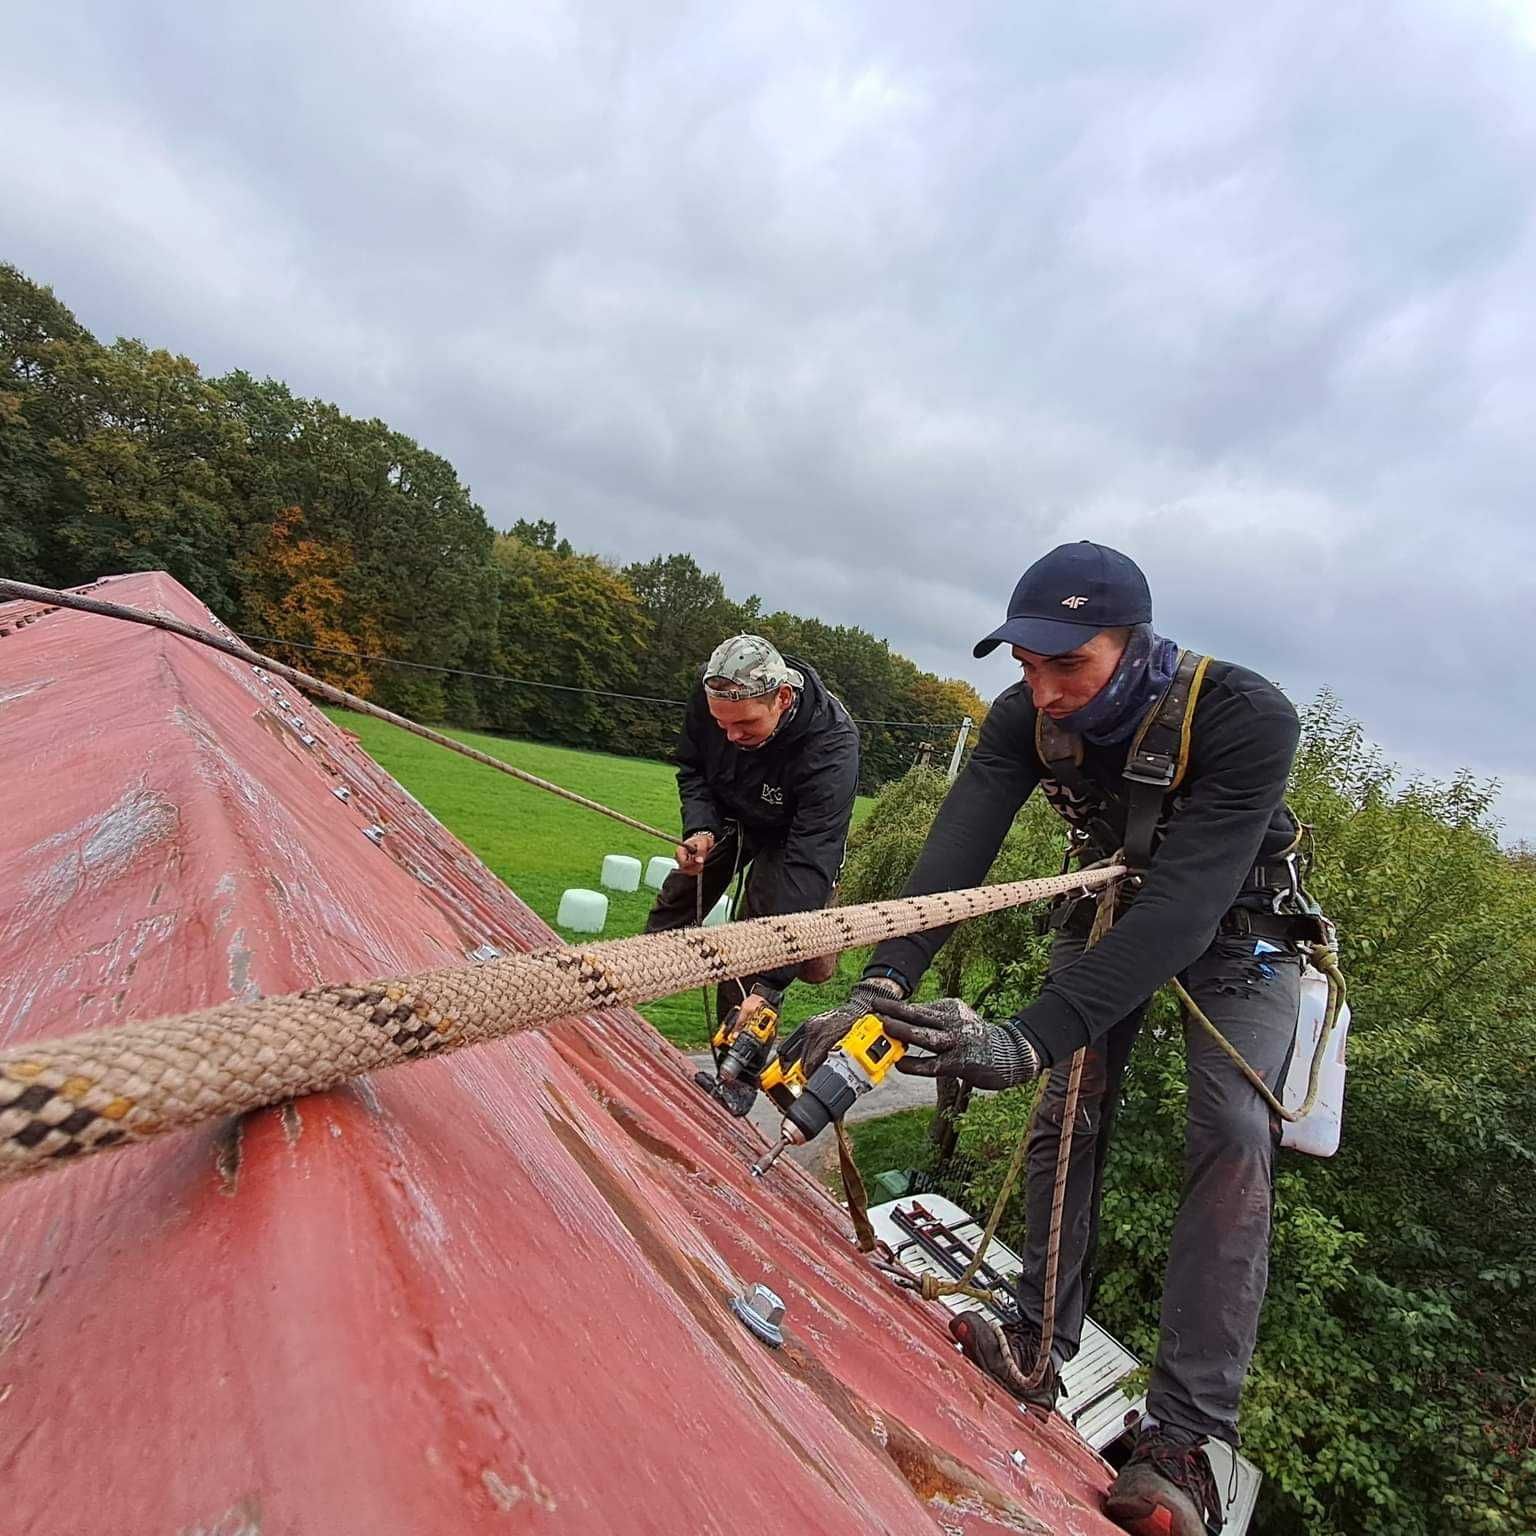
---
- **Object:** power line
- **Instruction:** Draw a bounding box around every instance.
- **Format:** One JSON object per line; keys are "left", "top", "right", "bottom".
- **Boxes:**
{"left": 237, "top": 634, "right": 690, "bottom": 707}
{"left": 851, "top": 717, "right": 956, "bottom": 731}
{"left": 238, "top": 632, "right": 960, "bottom": 732}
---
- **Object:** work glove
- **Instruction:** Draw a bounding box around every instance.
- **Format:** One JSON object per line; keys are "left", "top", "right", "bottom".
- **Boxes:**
{"left": 878, "top": 998, "right": 1043, "bottom": 1091}
{"left": 790, "top": 975, "right": 907, "bottom": 1076}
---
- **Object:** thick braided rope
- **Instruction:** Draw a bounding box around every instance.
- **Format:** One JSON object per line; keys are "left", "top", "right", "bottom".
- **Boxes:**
{"left": 0, "top": 867, "right": 1121, "bottom": 1183}
{"left": 0, "top": 579, "right": 676, "bottom": 847}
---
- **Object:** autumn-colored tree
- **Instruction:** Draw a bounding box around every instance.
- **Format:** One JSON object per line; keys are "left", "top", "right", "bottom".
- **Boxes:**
{"left": 218, "top": 376, "right": 499, "bottom": 721}
{"left": 238, "top": 506, "right": 382, "bottom": 696}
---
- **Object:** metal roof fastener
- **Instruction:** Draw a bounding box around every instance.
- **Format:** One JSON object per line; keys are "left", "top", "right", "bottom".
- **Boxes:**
{"left": 729, "top": 1284, "right": 785, "bottom": 1348}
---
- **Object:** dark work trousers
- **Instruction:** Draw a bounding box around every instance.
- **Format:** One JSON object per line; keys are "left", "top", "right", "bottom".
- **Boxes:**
{"left": 1015, "top": 927, "right": 1301, "bottom": 1445}
{"left": 643, "top": 825, "right": 781, "bottom": 1026}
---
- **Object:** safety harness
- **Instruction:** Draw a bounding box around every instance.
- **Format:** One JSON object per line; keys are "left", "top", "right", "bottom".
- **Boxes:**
{"left": 1036, "top": 649, "right": 1209, "bottom": 873}
{"left": 1035, "top": 649, "right": 1326, "bottom": 945}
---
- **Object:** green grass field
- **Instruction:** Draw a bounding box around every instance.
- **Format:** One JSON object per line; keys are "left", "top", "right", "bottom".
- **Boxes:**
{"left": 845, "top": 1106, "right": 935, "bottom": 1190}
{"left": 329, "top": 710, "right": 876, "bottom": 1047}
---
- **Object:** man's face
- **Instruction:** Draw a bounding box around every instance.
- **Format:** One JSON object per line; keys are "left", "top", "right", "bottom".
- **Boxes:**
{"left": 706, "top": 685, "right": 794, "bottom": 748}
{"left": 1011, "top": 630, "right": 1128, "bottom": 719}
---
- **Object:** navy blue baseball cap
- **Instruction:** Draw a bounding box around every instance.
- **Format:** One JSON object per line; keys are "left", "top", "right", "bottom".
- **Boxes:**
{"left": 974, "top": 541, "right": 1152, "bottom": 658}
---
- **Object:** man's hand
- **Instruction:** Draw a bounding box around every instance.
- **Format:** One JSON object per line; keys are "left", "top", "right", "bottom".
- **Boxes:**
{"left": 676, "top": 831, "right": 716, "bottom": 876}
{"left": 729, "top": 991, "right": 771, "bottom": 1033}
{"left": 794, "top": 976, "right": 907, "bottom": 1076}
{"left": 878, "top": 998, "right": 1043, "bottom": 1091}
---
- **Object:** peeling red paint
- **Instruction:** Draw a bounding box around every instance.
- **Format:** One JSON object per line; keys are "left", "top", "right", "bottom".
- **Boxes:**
{"left": 0, "top": 573, "right": 1120, "bottom": 1535}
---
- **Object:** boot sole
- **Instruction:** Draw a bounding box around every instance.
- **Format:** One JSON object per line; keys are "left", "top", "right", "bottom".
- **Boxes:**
{"left": 1101, "top": 1506, "right": 1177, "bottom": 1536}
{"left": 1104, "top": 1487, "right": 1211, "bottom": 1536}
{"left": 948, "top": 1313, "right": 1056, "bottom": 1412}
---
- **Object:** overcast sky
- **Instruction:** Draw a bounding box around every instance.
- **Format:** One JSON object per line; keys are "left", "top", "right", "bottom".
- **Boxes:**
{"left": 4, "top": 1, "right": 1535, "bottom": 836}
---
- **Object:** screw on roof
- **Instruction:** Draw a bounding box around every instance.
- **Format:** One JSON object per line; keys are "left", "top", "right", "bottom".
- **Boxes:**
{"left": 729, "top": 1284, "right": 785, "bottom": 1348}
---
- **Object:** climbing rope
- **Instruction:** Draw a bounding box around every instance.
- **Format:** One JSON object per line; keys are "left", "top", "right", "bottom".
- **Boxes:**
{"left": 882, "top": 868, "right": 1124, "bottom": 1396}
{"left": 1175, "top": 949, "right": 1347, "bottom": 1123}
{"left": 876, "top": 866, "right": 1347, "bottom": 1403}
{"left": 0, "top": 864, "right": 1122, "bottom": 1183}
{"left": 696, "top": 826, "right": 750, "bottom": 1065}
{"left": 0, "top": 579, "right": 678, "bottom": 847}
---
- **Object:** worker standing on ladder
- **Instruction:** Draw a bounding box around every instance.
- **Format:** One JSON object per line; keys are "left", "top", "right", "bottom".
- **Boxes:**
{"left": 802, "top": 543, "right": 1312, "bottom": 1536}
{"left": 645, "top": 636, "right": 860, "bottom": 1102}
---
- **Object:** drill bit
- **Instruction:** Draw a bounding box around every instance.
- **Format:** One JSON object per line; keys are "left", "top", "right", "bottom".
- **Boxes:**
{"left": 751, "top": 1133, "right": 792, "bottom": 1178}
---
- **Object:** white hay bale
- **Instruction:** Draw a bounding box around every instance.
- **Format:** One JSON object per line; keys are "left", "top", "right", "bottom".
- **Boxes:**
{"left": 644, "top": 855, "right": 678, "bottom": 890}
{"left": 600, "top": 854, "right": 642, "bottom": 892}
{"left": 557, "top": 888, "right": 608, "bottom": 933}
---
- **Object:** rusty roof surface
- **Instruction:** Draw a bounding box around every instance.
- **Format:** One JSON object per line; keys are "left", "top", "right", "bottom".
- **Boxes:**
{"left": 0, "top": 571, "right": 1121, "bottom": 1536}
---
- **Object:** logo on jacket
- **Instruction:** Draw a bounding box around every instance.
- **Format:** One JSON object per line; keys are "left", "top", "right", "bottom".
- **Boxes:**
{"left": 760, "top": 783, "right": 784, "bottom": 807}
{"left": 1060, "top": 595, "right": 1088, "bottom": 609}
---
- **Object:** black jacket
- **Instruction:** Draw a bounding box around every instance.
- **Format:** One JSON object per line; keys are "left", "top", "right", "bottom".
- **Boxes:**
{"left": 675, "top": 657, "right": 860, "bottom": 918}
{"left": 870, "top": 658, "right": 1300, "bottom": 1065}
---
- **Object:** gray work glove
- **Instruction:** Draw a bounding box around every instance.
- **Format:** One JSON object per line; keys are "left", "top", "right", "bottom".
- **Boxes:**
{"left": 878, "top": 998, "right": 1043, "bottom": 1091}
{"left": 792, "top": 975, "right": 907, "bottom": 1076}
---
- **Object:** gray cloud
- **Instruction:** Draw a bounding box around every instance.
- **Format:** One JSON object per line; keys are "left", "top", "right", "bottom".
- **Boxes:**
{"left": 4, "top": 0, "right": 1535, "bottom": 835}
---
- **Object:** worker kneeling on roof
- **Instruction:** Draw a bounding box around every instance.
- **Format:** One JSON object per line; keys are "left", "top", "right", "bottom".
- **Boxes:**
{"left": 802, "top": 542, "right": 1312, "bottom": 1536}
{"left": 645, "top": 635, "right": 859, "bottom": 1092}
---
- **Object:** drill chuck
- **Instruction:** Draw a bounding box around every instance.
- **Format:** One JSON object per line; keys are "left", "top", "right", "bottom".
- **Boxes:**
{"left": 784, "top": 1057, "right": 862, "bottom": 1142}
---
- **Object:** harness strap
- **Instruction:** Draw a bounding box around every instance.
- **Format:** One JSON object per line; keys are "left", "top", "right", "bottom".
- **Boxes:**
{"left": 1221, "top": 906, "right": 1333, "bottom": 947}
{"left": 1120, "top": 649, "right": 1211, "bottom": 871}
{"left": 1035, "top": 710, "right": 1091, "bottom": 801}
{"left": 1035, "top": 704, "right": 1124, "bottom": 858}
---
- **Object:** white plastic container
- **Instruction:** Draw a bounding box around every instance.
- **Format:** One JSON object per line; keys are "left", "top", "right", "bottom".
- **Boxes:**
{"left": 1280, "top": 963, "right": 1351, "bottom": 1157}
{"left": 557, "top": 888, "right": 608, "bottom": 934}
{"left": 600, "top": 854, "right": 642, "bottom": 892}
{"left": 703, "top": 895, "right": 732, "bottom": 927}
{"left": 644, "top": 856, "right": 678, "bottom": 890}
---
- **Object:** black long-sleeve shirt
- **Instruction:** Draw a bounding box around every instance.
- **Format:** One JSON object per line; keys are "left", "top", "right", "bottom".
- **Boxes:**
{"left": 869, "top": 659, "right": 1300, "bottom": 1064}
{"left": 675, "top": 657, "right": 860, "bottom": 988}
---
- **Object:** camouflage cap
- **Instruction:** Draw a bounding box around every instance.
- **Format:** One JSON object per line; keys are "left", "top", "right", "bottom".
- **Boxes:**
{"left": 702, "top": 635, "right": 804, "bottom": 701}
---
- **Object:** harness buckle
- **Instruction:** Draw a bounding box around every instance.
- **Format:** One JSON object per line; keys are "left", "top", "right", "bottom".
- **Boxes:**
{"left": 1122, "top": 750, "right": 1177, "bottom": 788}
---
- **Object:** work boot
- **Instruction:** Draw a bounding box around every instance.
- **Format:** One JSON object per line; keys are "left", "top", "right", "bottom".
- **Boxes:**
{"left": 948, "top": 1310, "right": 1060, "bottom": 1412}
{"left": 1104, "top": 1427, "right": 1223, "bottom": 1536}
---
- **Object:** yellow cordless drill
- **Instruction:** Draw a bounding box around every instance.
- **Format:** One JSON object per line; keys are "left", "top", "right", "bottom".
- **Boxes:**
{"left": 696, "top": 993, "right": 782, "bottom": 1118}
{"left": 751, "top": 1013, "right": 906, "bottom": 1177}
{"left": 714, "top": 1001, "right": 779, "bottom": 1089}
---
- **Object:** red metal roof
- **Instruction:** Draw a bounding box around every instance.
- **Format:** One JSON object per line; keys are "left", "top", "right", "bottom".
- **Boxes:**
{"left": 0, "top": 571, "right": 1121, "bottom": 1536}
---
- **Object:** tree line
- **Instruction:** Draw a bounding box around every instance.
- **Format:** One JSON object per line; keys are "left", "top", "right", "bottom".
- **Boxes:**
{"left": 0, "top": 264, "right": 985, "bottom": 792}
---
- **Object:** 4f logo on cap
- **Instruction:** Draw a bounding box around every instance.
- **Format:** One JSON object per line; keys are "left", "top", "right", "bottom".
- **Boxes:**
{"left": 1061, "top": 595, "right": 1089, "bottom": 609}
